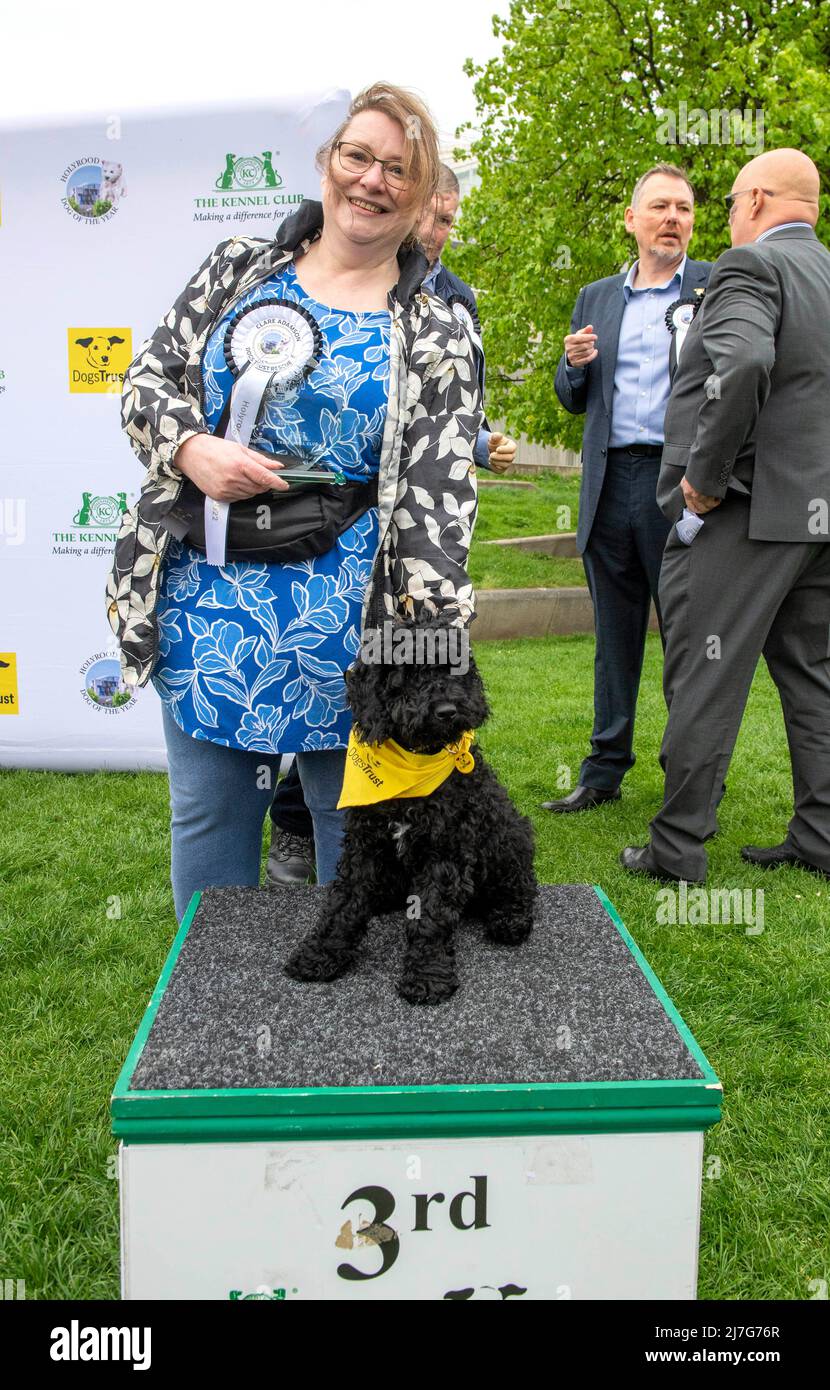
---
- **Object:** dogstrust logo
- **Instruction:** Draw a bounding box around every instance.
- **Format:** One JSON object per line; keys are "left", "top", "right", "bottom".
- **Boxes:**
{"left": 0, "top": 653, "right": 20, "bottom": 716}
{"left": 360, "top": 621, "right": 470, "bottom": 675}
{"left": 60, "top": 159, "right": 127, "bottom": 223}
{"left": 656, "top": 882, "right": 765, "bottom": 935}
{"left": 193, "top": 151, "right": 305, "bottom": 225}
{"left": 68, "top": 329, "right": 133, "bottom": 393}
{"left": 80, "top": 650, "right": 135, "bottom": 713}
{"left": 52, "top": 491, "right": 130, "bottom": 559}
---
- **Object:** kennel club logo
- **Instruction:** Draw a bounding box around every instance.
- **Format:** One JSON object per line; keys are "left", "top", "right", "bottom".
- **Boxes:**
{"left": 0, "top": 653, "right": 20, "bottom": 715}
{"left": 60, "top": 159, "right": 127, "bottom": 223}
{"left": 68, "top": 329, "right": 132, "bottom": 392}
{"left": 53, "top": 491, "right": 130, "bottom": 558}
{"left": 229, "top": 1286, "right": 292, "bottom": 1300}
{"left": 80, "top": 650, "right": 135, "bottom": 713}
{"left": 193, "top": 151, "right": 304, "bottom": 224}
{"left": 217, "top": 151, "right": 284, "bottom": 190}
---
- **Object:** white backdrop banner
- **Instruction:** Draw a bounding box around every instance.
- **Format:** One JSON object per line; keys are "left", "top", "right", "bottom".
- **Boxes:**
{"left": 0, "top": 94, "right": 350, "bottom": 769}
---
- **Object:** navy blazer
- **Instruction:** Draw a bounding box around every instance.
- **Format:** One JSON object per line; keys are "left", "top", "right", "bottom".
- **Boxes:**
{"left": 430, "top": 262, "right": 486, "bottom": 400}
{"left": 554, "top": 257, "right": 712, "bottom": 552}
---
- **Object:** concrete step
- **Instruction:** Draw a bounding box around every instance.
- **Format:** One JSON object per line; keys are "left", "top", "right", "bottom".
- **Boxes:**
{"left": 477, "top": 478, "right": 538, "bottom": 490}
{"left": 510, "top": 462, "right": 581, "bottom": 477}
{"left": 482, "top": 531, "right": 580, "bottom": 558}
{"left": 475, "top": 587, "right": 660, "bottom": 639}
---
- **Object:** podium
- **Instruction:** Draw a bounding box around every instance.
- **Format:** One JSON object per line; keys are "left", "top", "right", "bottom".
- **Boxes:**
{"left": 113, "top": 884, "right": 721, "bottom": 1300}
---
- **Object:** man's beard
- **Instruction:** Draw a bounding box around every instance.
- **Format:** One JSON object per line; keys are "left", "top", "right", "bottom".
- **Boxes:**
{"left": 650, "top": 236, "right": 683, "bottom": 263}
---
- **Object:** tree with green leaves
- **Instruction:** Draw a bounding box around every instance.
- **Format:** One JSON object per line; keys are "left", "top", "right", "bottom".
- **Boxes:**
{"left": 449, "top": 0, "right": 830, "bottom": 449}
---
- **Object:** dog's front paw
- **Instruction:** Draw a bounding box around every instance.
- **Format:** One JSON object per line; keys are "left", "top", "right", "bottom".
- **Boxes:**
{"left": 485, "top": 912, "right": 534, "bottom": 946}
{"left": 397, "top": 954, "right": 459, "bottom": 1005}
{"left": 284, "top": 936, "right": 355, "bottom": 983}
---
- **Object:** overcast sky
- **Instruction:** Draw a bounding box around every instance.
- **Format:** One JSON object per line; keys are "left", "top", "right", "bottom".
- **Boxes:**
{"left": 2, "top": 0, "right": 508, "bottom": 144}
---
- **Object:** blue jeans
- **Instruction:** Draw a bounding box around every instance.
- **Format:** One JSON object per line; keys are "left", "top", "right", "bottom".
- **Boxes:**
{"left": 161, "top": 705, "right": 347, "bottom": 920}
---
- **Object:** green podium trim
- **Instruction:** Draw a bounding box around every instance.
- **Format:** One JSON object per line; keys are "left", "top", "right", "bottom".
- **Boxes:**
{"left": 112, "top": 888, "right": 722, "bottom": 1144}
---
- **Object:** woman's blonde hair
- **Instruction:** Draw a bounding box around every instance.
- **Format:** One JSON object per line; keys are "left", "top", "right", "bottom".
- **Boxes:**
{"left": 316, "top": 82, "right": 440, "bottom": 249}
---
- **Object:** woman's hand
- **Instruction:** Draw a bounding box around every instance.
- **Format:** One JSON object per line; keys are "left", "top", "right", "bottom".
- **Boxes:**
{"left": 174, "top": 433, "right": 289, "bottom": 501}
{"left": 487, "top": 432, "right": 517, "bottom": 474}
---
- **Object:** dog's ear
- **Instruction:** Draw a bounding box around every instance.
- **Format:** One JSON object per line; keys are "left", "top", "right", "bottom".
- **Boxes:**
{"left": 75, "top": 337, "right": 93, "bottom": 348}
{"left": 345, "top": 656, "right": 390, "bottom": 743}
{"left": 344, "top": 656, "right": 377, "bottom": 705}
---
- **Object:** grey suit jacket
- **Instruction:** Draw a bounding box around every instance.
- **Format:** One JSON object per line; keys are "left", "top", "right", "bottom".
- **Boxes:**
{"left": 555, "top": 257, "right": 712, "bottom": 552}
{"left": 658, "top": 225, "right": 830, "bottom": 541}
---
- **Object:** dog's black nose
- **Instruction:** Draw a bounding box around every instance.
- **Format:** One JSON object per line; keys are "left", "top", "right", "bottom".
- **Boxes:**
{"left": 434, "top": 701, "right": 457, "bottom": 718}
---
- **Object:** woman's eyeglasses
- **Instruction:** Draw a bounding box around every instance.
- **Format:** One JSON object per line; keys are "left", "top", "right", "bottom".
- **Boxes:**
{"left": 334, "top": 141, "right": 411, "bottom": 190}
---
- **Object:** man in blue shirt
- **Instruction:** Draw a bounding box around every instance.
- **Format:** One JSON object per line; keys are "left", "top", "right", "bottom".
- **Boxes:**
{"left": 544, "top": 164, "right": 712, "bottom": 813}
{"left": 621, "top": 148, "right": 830, "bottom": 884}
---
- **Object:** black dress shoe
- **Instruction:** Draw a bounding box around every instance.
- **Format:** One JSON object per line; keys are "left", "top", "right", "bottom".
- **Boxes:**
{"left": 267, "top": 829, "right": 316, "bottom": 887}
{"left": 619, "top": 845, "right": 697, "bottom": 883}
{"left": 541, "top": 784, "right": 621, "bottom": 813}
{"left": 741, "top": 843, "right": 830, "bottom": 878}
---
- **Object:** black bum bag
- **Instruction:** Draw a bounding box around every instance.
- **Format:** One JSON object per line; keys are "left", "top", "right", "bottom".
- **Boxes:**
{"left": 163, "top": 475, "right": 379, "bottom": 564}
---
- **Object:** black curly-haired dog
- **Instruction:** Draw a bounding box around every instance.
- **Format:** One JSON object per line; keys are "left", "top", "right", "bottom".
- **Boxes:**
{"left": 284, "top": 616, "right": 537, "bottom": 1004}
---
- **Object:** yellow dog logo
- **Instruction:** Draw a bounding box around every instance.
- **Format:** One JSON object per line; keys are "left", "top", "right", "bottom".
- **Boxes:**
{"left": 68, "top": 328, "right": 132, "bottom": 392}
{"left": 74, "top": 334, "right": 125, "bottom": 369}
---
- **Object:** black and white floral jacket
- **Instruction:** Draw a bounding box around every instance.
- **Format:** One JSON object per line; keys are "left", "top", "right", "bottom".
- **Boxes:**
{"left": 106, "top": 199, "right": 482, "bottom": 688}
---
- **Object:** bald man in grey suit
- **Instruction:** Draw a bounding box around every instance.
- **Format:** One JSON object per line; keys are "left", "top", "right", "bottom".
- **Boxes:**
{"left": 621, "top": 148, "right": 830, "bottom": 883}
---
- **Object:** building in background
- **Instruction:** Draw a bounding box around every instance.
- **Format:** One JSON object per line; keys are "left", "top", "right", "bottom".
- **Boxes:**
{"left": 440, "top": 147, "right": 481, "bottom": 204}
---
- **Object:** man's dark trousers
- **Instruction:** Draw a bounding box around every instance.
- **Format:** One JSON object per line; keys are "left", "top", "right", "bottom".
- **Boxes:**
{"left": 271, "top": 760, "right": 314, "bottom": 838}
{"left": 650, "top": 494, "right": 830, "bottom": 880}
{"left": 579, "top": 445, "right": 671, "bottom": 791}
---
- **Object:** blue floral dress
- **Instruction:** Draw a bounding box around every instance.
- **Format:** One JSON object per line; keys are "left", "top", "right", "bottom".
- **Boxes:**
{"left": 152, "top": 262, "right": 390, "bottom": 753}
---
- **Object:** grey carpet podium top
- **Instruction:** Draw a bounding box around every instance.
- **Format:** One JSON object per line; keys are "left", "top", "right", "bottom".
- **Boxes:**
{"left": 128, "top": 884, "right": 704, "bottom": 1093}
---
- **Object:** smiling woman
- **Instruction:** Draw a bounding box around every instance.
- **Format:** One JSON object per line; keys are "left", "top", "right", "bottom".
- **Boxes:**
{"left": 317, "top": 84, "right": 438, "bottom": 238}
{"left": 294, "top": 84, "right": 440, "bottom": 312}
{"left": 106, "top": 81, "right": 482, "bottom": 916}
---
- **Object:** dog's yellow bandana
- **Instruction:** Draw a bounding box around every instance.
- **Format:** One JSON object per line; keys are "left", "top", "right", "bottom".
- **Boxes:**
{"left": 337, "top": 729, "right": 475, "bottom": 808}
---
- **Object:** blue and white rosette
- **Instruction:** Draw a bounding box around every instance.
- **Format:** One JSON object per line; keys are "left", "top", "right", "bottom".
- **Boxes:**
{"left": 204, "top": 298, "right": 322, "bottom": 566}
{"left": 664, "top": 291, "right": 704, "bottom": 364}
{"left": 446, "top": 292, "right": 483, "bottom": 355}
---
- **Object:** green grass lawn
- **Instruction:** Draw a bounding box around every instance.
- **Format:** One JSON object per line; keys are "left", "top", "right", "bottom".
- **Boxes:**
{"left": 1, "top": 634, "right": 828, "bottom": 1299}
{"left": 470, "top": 547, "right": 587, "bottom": 590}
{"left": 470, "top": 470, "right": 587, "bottom": 589}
